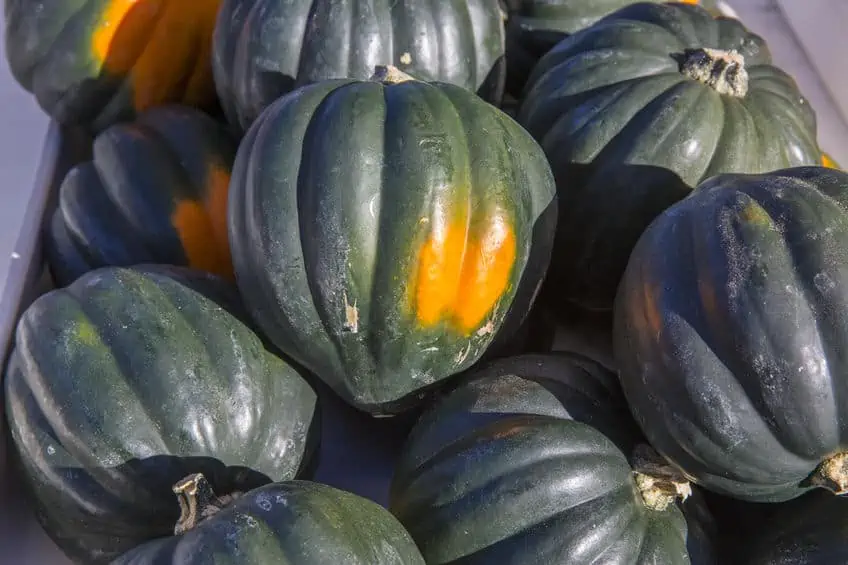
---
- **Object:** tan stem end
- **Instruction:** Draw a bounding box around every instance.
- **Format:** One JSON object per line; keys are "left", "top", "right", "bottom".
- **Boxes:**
{"left": 371, "top": 65, "right": 416, "bottom": 85}
{"left": 812, "top": 452, "right": 848, "bottom": 495}
{"left": 173, "top": 473, "right": 242, "bottom": 535}
{"left": 631, "top": 445, "right": 692, "bottom": 512}
{"left": 679, "top": 47, "right": 749, "bottom": 97}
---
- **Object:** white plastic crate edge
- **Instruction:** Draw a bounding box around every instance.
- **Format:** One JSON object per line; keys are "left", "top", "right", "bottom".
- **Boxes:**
{"left": 0, "top": 122, "right": 84, "bottom": 564}
{"left": 0, "top": 121, "right": 61, "bottom": 478}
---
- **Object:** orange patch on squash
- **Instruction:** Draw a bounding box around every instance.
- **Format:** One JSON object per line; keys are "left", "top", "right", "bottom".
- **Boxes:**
{"left": 413, "top": 209, "right": 516, "bottom": 335}
{"left": 90, "top": 0, "right": 219, "bottom": 113}
{"left": 171, "top": 162, "right": 234, "bottom": 280}
{"left": 205, "top": 164, "right": 232, "bottom": 267}
{"left": 455, "top": 216, "right": 517, "bottom": 332}
{"left": 823, "top": 153, "right": 840, "bottom": 170}
{"left": 415, "top": 220, "right": 467, "bottom": 327}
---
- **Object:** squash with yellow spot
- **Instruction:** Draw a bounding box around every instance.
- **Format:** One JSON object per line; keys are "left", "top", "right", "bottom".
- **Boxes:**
{"left": 5, "top": 0, "right": 222, "bottom": 132}
{"left": 46, "top": 105, "right": 237, "bottom": 287}
{"left": 228, "top": 67, "right": 557, "bottom": 414}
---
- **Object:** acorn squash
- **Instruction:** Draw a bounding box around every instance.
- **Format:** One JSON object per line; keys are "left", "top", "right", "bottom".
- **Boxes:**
{"left": 615, "top": 166, "right": 848, "bottom": 503}
{"left": 212, "top": 0, "right": 507, "bottom": 132}
{"left": 5, "top": 0, "right": 222, "bottom": 132}
{"left": 4, "top": 266, "right": 319, "bottom": 563}
{"left": 742, "top": 491, "right": 848, "bottom": 565}
{"left": 519, "top": 2, "right": 821, "bottom": 312}
{"left": 228, "top": 67, "right": 557, "bottom": 414}
{"left": 46, "top": 106, "right": 237, "bottom": 286}
{"left": 389, "top": 353, "right": 717, "bottom": 564}
{"left": 113, "top": 475, "right": 426, "bottom": 565}
{"left": 502, "top": 0, "right": 727, "bottom": 96}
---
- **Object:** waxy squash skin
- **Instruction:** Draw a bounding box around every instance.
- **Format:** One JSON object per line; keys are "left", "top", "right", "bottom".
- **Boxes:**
{"left": 228, "top": 72, "right": 557, "bottom": 414}
{"left": 212, "top": 0, "right": 507, "bottom": 132}
{"left": 615, "top": 166, "right": 848, "bottom": 504}
{"left": 743, "top": 491, "right": 848, "bottom": 564}
{"left": 519, "top": 2, "right": 821, "bottom": 313}
{"left": 5, "top": 0, "right": 222, "bottom": 132}
{"left": 389, "top": 354, "right": 715, "bottom": 564}
{"left": 46, "top": 106, "right": 237, "bottom": 287}
{"left": 114, "top": 479, "right": 426, "bottom": 565}
{"left": 502, "top": 0, "right": 719, "bottom": 96}
{"left": 4, "top": 267, "right": 320, "bottom": 564}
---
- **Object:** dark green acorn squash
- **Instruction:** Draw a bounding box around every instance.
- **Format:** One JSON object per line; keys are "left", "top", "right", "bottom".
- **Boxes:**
{"left": 518, "top": 2, "right": 821, "bottom": 312}
{"left": 701, "top": 489, "right": 794, "bottom": 563}
{"left": 4, "top": 266, "right": 320, "bottom": 564}
{"left": 742, "top": 491, "right": 848, "bottom": 565}
{"left": 212, "top": 0, "right": 507, "bottom": 132}
{"left": 46, "top": 106, "right": 237, "bottom": 287}
{"left": 614, "top": 166, "right": 848, "bottom": 503}
{"left": 4, "top": 0, "right": 222, "bottom": 132}
{"left": 113, "top": 474, "right": 426, "bottom": 564}
{"left": 228, "top": 67, "right": 557, "bottom": 414}
{"left": 502, "top": 0, "right": 728, "bottom": 97}
{"left": 389, "top": 353, "right": 717, "bottom": 564}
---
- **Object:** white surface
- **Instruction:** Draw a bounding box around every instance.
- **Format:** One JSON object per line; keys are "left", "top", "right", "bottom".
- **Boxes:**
{"left": 778, "top": 0, "right": 848, "bottom": 129}
{"left": 0, "top": 27, "right": 50, "bottom": 306}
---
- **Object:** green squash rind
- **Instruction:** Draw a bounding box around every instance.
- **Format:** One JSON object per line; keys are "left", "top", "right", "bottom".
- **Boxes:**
{"left": 518, "top": 2, "right": 821, "bottom": 313}
{"left": 502, "top": 1, "right": 736, "bottom": 96}
{"left": 4, "top": 266, "right": 320, "bottom": 564}
{"left": 228, "top": 77, "right": 557, "bottom": 414}
{"left": 113, "top": 480, "right": 426, "bottom": 565}
{"left": 389, "top": 353, "right": 700, "bottom": 564}
{"left": 212, "top": 0, "right": 507, "bottom": 132}
{"left": 614, "top": 166, "right": 848, "bottom": 503}
{"left": 742, "top": 491, "right": 848, "bottom": 564}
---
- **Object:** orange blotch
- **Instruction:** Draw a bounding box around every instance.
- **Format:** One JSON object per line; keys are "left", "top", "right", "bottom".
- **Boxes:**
{"left": 413, "top": 210, "right": 517, "bottom": 335}
{"left": 205, "top": 164, "right": 232, "bottom": 268}
{"left": 681, "top": 0, "right": 700, "bottom": 4}
{"left": 415, "top": 221, "right": 467, "bottom": 327}
{"left": 171, "top": 162, "right": 234, "bottom": 280}
{"left": 90, "top": 0, "right": 220, "bottom": 114}
{"left": 455, "top": 216, "right": 517, "bottom": 332}
{"left": 823, "top": 153, "right": 841, "bottom": 170}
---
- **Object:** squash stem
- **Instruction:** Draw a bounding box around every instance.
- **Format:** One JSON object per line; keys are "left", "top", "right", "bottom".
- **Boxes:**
{"left": 631, "top": 444, "right": 692, "bottom": 512}
{"left": 678, "top": 47, "right": 749, "bottom": 97}
{"left": 812, "top": 452, "right": 848, "bottom": 495}
{"left": 371, "top": 65, "right": 416, "bottom": 84}
{"left": 173, "top": 473, "right": 241, "bottom": 535}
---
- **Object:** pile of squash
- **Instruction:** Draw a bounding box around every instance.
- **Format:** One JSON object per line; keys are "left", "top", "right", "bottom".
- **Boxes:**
{"left": 5, "top": 1, "right": 848, "bottom": 563}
